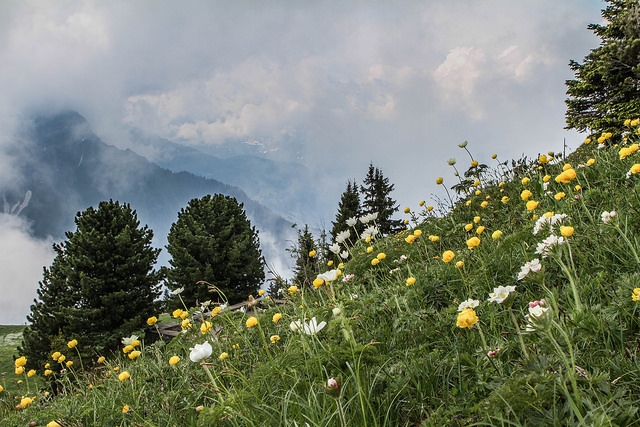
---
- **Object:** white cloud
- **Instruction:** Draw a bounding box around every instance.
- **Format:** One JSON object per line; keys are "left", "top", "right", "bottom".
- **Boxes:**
{"left": 0, "top": 214, "right": 55, "bottom": 324}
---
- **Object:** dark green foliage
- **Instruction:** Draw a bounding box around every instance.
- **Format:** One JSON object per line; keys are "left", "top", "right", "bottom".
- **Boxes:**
{"left": 289, "top": 224, "right": 322, "bottom": 287}
{"left": 20, "top": 200, "right": 162, "bottom": 370}
{"left": 330, "top": 180, "right": 362, "bottom": 241}
{"left": 165, "top": 194, "right": 264, "bottom": 307}
{"left": 565, "top": 0, "right": 640, "bottom": 134}
{"left": 360, "top": 163, "right": 404, "bottom": 235}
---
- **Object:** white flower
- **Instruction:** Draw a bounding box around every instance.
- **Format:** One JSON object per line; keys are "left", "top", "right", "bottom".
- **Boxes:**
{"left": 302, "top": 317, "right": 327, "bottom": 335}
{"left": 360, "top": 225, "right": 379, "bottom": 240}
{"left": 327, "top": 377, "right": 339, "bottom": 389}
{"left": 457, "top": 298, "right": 480, "bottom": 312}
{"left": 171, "top": 287, "right": 184, "bottom": 295}
{"left": 524, "top": 300, "right": 550, "bottom": 331}
{"left": 346, "top": 217, "right": 358, "bottom": 227}
{"left": 350, "top": 294, "right": 358, "bottom": 300}
{"left": 189, "top": 341, "right": 213, "bottom": 362}
{"left": 488, "top": 285, "right": 516, "bottom": 304}
{"left": 335, "top": 230, "right": 351, "bottom": 244}
{"left": 601, "top": 210, "right": 617, "bottom": 223}
{"left": 318, "top": 269, "right": 340, "bottom": 283}
{"left": 342, "top": 273, "right": 355, "bottom": 282}
{"left": 533, "top": 213, "right": 568, "bottom": 235}
{"left": 332, "top": 307, "right": 342, "bottom": 316}
{"left": 121, "top": 335, "right": 139, "bottom": 346}
{"left": 535, "top": 234, "right": 565, "bottom": 257}
{"left": 289, "top": 320, "right": 303, "bottom": 332}
{"left": 239, "top": 306, "right": 247, "bottom": 313}
{"left": 447, "top": 158, "right": 457, "bottom": 166}
{"left": 329, "top": 243, "right": 341, "bottom": 254}
{"left": 517, "top": 258, "right": 542, "bottom": 280}
{"left": 360, "top": 212, "right": 378, "bottom": 224}
{"left": 339, "top": 251, "right": 349, "bottom": 259}
{"left": 219, "top": 303, "right": 228, "bottom": 311}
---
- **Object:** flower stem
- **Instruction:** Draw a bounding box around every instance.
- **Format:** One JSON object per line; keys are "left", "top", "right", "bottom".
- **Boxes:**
{"left": 508, "top": 307, "right": 530, "bottom": 360}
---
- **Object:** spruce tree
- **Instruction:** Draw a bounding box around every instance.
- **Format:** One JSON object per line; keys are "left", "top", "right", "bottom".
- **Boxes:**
{"left": 565, "top": 0, "right": 640, "bottom": 134}
{"left": 330, "top": 180, "right": 362, "bottom": 242}
{"left": 165, "top": 194, "right": 264, "bottom": 307}
{"left": 289, "top": 224, "right": 320, "bottom": 287}
{"left": 20, "top": 200, "right": 162, "bottom": 370}
{"left": 360, "top": 163, "right": 403, "bottom": 235}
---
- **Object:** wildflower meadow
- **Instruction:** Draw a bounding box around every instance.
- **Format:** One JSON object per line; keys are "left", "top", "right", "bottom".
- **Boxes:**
{"left": 4, "top": 125, "right": 640, "bottom": 426}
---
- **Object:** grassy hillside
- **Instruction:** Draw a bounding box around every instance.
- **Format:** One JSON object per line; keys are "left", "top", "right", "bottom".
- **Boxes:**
{"left": 3, "top": 128, "right": 640, "bottom": 426}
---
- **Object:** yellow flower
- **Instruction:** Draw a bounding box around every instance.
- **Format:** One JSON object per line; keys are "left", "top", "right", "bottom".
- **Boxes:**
{"left": 288, "top": 285, "right": 298, "bottom": 295}
{"left": 554, "top": 192, "right": 566, "bottom": 200}
{"left": 308, "top": 250, "right": 317, "bottom": 257}
{"left": 586, "top": 158, "right": 595, "bottom": 166}
{"left": 0, "top": 385, "right": 3, "bottom": 392}
{"left": 632, "top": 288, "right": 640, "bottom": 301}
{"left": 619, "top": 144, "right": 639, "bottom": 159}
{"left": 476, "top": 226, "right": 485, "bottom": 235}
{"left": 499, "top": 181, "right": 506, "bottom": 188}
{"left": 27, "top": 369, "right": 36, "bottom": 378}
{"left": 466, "top": 236, "right": 481, "bottom": 249}
{"left": 67, "top": 339, "right": 78, "bottom": 349}
{"left": 419, "top": 200, "right": 425, "bottom": 206}
{"left": 313, "top": 277, "right": 325, "bottom": 288}
{"left": 464, "top": 223, "right": 473, "bottom": 231}
{"left": 371, "top": 258, "right": 380, "bottom": 266}
{"left": 442, "top": 250, "right": 455, "bottom": 262}
{"left": 501, "top": 196, "right": 510, "bottom": 204}
{"left": 492, "top": 230, "right": 503, "bottom": 240}
{"left": 563, "top": 163, "right": 573, "bottom": 171}
{"left": 630, "top": 163, "right": 640, "bottom": 175}
{"left": 413, "top": 229, "right": 422, "bottom": 237}
{"left": 526, "top": 200, "right": 539, "bottom": 211}
{"left": 436, "top": 177, "right": 443, "bottom": 185}
{"left": 327, "top": 260, "right": 333, "bottom": 266}
{"left": 492, "top": 153, "right": 498, "bottom": 159}
{"left": 376, "top": 252, "right": 386, "bottom": 260}
{"left": 200, "top": 321, "right": 213, "bottom": 334}
{"left": 583, "top": 137, "right": 591, "bottom": 144}
{"left": 405, "top": 234, "right": 416, "bottom": 244}
{"left": 429, "top": 235, "right": 440, "bottom": 242}
{"left": 57, "top": 354, "right": 66, "bottom": 363}
{"left": 113, "top": 366, "right": 120, "bottom": 371}
{"left": 480, "top": 201, "right": 489, "bottom": 208}
{"left": 211, "top": 306, "right": 222, "bottom": 317}
{"left": 272, "top": 313, "right": 283, "bottom": 323}
{"left": 456, "top": 308, "right": 479, "bottom": 329}
{"left": 218, "top": 352, "right": 229, "bottom": 361}
{"left": 366, "top": 246, "right": 373, "bottom": 253}
{"left": 232, "top": 343, "right": 240, "bottom": 349}
{"left": 146, "top": 316, "right": 158, "bottom": 326}
{"left": 473, "top": 179, "right": 480, "bottom": 187}
{"left": 406, "top": 277, "right": 416, "bottom": 286}
{"left": 521, "top": 189, "right": 532, "bottom": 200}
{"left": 44, "top": 369, "right": 53, "bottom": 376}
{"left": 47, "top": 422, "right": 62, "bottom": 427}
{"left": 455, "top": 260, "right": 465, "bottom": 268}
{"left": 65, "top": 360, "right": 74, "bottom": 368}
{"left": 632, "top": 119, "right": 640, "bottom": 127}
{"left": 172, "top": 309, "right": 184, "bottom": 319}
{"left": 574, "top": 185, "right": 582, "bottom": 191}
{"left": 560, "top": 226, "right": 574, "bottom": 237}
{"left": 181, "top": 318, "right": 192, "bottom": 330}
{"left": 20, "top": 396, "right": 33, "bottom": 408}
{"left": 403, "top": 206, "right": 410, "bottom": 213}
{"left": 169, "top": 356, "right": 180, "bottom": 365}
{"left": 15, "top": 366, "right": 25, "bottom": 375}
{"left": 122, "top": 404, "right": 130, "bottom": 414}
{"left": 15, "top": 356, "right": 27, "bottom": 367}
{"left": 521, "top": 177, "right": 530, "bottom": 185}
{"left": 258, "top": 289, "right": 265, "bottom": 296}
{"left": 538, "top": 154, "right": 549, "bottom": 164}
{"left": 246, "top": 316, "right": 258, "bottom": 328}
{"left": 465, "top": 200, "right": 472, "bottom": 206}
{"left": 51, "top": 352, "right": 61, "bottom": 361}
{"left": 118, "top": 371, "right": 130, "bottom": 382}
{"left": 471, "top": 160, "right": 478, "bottom": 167}
{"left": 270, "top": 335, "right": 281, "bottom": 344}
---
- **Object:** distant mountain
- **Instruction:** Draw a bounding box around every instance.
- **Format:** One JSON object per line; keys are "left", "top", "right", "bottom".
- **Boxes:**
{"left": 1, "top": 111, "right": 295, "bottom": 270}
{"left": 128, "top": 129, "right": 324, "bottom": 225}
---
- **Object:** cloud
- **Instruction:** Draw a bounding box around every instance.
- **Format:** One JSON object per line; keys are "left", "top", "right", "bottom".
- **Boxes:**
{"left": 0, "top": 214, "right": 54, "bottom": 324}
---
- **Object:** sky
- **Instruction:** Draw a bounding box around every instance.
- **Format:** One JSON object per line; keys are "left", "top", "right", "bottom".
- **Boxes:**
{"left": 0, "top": 0, "right": 607, "bottom": 323}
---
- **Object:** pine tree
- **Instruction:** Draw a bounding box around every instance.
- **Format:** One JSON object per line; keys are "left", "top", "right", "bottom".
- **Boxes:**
{"left": 330, "top": 180, "right": 362, "bottom": 243}
{"left": 20, "top": 200, "right": 162, "bottom": 370}
{"left": 165, "top": 194, "right": 264, "bottom": 307}
{"left": 565, "top": 0, "right": 640, "bottom": 134}
{"left": 289, "top": 224, "right": 321, "bottom": 287}
{"left": 360, "top": 163, "right": 403, "bottom": 235}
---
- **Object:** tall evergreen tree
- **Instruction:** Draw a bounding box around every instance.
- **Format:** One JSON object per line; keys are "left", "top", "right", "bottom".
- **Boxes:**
{"left": 289, "top": 224, "right": 320, "bottom": 287}
{"left": 565, "top": 0, "right": 640, "bottom": 134}
{"left": 360, "top": 163, "right": 403, "bottom": 235}
{"left": 165, "top": 194, "right": 264, "bottom": 307}
{"left": 330, "top": 180, "right": 362, "bottom": 243}
{"left": 21, "top": 200, "right": 162, "bottom": 370}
